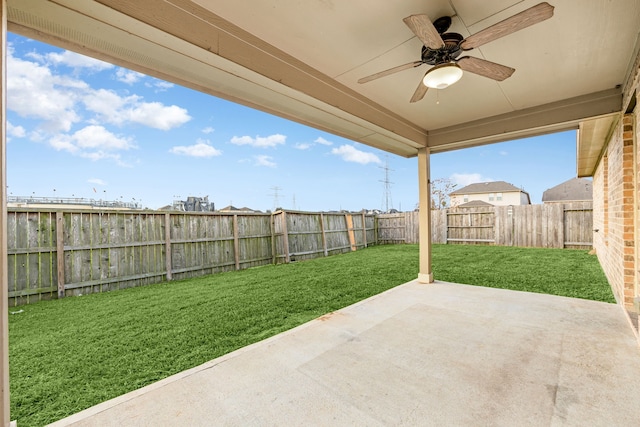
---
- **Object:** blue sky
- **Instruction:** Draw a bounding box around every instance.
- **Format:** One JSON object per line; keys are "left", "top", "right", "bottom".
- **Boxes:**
{"left": 6, "top": 33, "right": 579, "bottom": 212}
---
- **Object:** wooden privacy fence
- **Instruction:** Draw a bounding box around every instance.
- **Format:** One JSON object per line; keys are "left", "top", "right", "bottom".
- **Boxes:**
{"left": 7, "top": 204, "right": 591, "bottom": 306}
{"left": 377, "top": 202, "right": 593, "bottom": 249}
{"left": 7, "top": 209, "right": 375, "bottom": 306}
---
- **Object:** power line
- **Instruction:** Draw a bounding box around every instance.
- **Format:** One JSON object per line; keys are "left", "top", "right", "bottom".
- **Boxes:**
{"left": 269, "top": 186, "right": 283, "bottom": 210}
{"left": 379, "top": 156, "right": 394, "bottom": 212}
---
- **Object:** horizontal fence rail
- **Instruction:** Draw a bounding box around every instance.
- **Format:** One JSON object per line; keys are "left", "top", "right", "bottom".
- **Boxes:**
{"left": 7, "top": 203, "right": 592, "bottom": 306}
{"left": 7, "top": 209, "right": 375, "bottom": 306}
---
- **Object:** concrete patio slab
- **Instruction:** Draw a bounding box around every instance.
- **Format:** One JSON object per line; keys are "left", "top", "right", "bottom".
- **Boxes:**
{"left": 48, "top": 280, "right": 640, "bottom": 426}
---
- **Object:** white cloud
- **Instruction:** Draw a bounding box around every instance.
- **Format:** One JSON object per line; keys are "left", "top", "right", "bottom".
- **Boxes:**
{"left": 49, "top": 125, "right": 134, "bottom": 162}
{"left": 170, "top": 139, "right": 222, "bottom": 157}
{"left": 499, "top": 150, "right": 508, "bottom": 156}
{"left": 7, "top": 47, "right": 83, "bottom": 132}
{"left": 315, "top": 137, "right": 333, "bottom": 146}
{"left": 82, "top": 88, "right": 124, "bottom": 115}
{"left": 44, "top": 50, "right": 113, "bottom": 71}
{"left": 49, "top": 134, "right": 78, "bottom": 153}
{"left": 7, "top": 121, "right": 26, "bottom": 138}
{"left": 254, "top": 155, "right": 276, "bottom": 167}
{"left": 146, "top": 80, "right": 174, "bottom": 92}
{"left": 202, "top": 127, "right": 215, "bottom": 134}
{"left": 230, "top": 134, "right": 286, "bottom": 148}
{"left": 450, "top": 173, "right": 494, "bottom": 187}
{"left": 83, "top": 89, "right": 191, "bottom": 130}
{"left": 295, "top": 136, "right": 331, "bottom": 150}
{"left": 127, "top": 102, "right": 191, "bottom": 130}
{"left": 74, "top": 125, "right": 134, "bottom": 150}
{"left": 88, "top": 178, "right": 107, "bottom": 186}
{"left": 80, "top": 151, "right": 125, "bottom": 163}
{"left": 8, "top": 46, "right": 190, "bottom": 135}
{"left": 115, "top": 68, "right": 144, "bottom": 85}
{"left": 331, "top": 144, "right": 381, "bottom": 165}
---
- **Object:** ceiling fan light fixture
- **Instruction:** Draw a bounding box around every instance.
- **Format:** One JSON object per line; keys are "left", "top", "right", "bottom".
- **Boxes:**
{"left": 423, "top": 62, "right": 463, "bottom": 89}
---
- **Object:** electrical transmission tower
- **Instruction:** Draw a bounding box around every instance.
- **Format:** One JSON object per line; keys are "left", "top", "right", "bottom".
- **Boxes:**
{"left": 379, "top": 157, "right": 394, "bottom": 212}
{"left": 269, "top": 186, "right": 283, "bottom": 211}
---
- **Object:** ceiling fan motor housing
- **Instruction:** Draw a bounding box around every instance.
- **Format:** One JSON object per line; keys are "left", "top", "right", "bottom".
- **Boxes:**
{"left": 421, "top": 32, "right": 464, "bottom": 65}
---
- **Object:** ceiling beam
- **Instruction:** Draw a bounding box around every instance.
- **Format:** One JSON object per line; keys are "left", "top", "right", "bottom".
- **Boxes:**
{"left": 427, "top": 88, "right": 622, "bottom": 153}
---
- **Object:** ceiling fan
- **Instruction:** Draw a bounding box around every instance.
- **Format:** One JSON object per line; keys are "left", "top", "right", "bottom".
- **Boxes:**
{"left": 358, "top": 2, "right": 554, "bottom": 103}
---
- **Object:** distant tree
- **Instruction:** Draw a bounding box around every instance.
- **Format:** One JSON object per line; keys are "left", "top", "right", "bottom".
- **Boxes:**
{"left": 431, "top": 178, "right": 457, "bottom": 209}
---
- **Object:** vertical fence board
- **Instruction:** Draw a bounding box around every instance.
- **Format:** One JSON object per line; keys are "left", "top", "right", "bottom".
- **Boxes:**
{"left": 16, "top": 212, "right": 29, "bottom": 303}
{"left": 320, "top": 213, "right": 328, "bottom": 256}
{"left": 431, "top": 210, "right": 445, "bottom": 244}
{"left": 165, "top": 213, "right": 172, "bottom": 280}
{"left": 7, "top": 212, "right": 17, "bottom": 305}
{"left": 56, "top": 212, "right": 64, "bottom": 298}
{"left": 361, "top": 212, "right": 367, "bottom": 248}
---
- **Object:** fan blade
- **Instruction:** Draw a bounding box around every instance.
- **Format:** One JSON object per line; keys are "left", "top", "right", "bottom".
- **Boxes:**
{"left": 410, "top": 78, "right": 429, "bottom": 103}
{"left": 457, "top": 56, "right": 515, "bottom": 81}
{"left": 460, "top": 2, "right": 554, "bottom": 50}
{"left": 358, "top": 61, "right": 423, "bottom": 84}
{"left": 403, "top": 14, "right": 444, "bottom": 50}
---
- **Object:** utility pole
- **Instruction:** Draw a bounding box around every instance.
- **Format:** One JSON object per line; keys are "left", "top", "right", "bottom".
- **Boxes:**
{"left": 379, "top": 157, "right": 394, "bottom": 212}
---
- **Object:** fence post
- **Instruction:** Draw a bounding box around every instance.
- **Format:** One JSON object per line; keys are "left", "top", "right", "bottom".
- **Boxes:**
{"left": 164, "top": 213, "right": 172, "bottom": 281}
{"left": 509, "top": 206, "right": 514, "bottom": 246}
{"left": 445, "top": 209, "right": 449, "bottom": 244}
{"left": 404, "top": 212, "right": 410, "bottom": 243}
{"left": 320, "top": 213, "right": 328, "bottom": 256}
{"left": 282, "top": 211, "right": 290, "bottom": 263}
{"left": 374, "top": 215, "right": 378, "bottom": 245}
{"left": 233, "top": 214, "right": 240, "bottom": 270}
{"left": 56, "top": 211, "right": 65, "bottom": 298}
{"left": 345, "top": 214, "right": 356, "bottom": 251}
{"left": 270, "top": 212, "right": 276, "bottom": 264}
{"left": 361, "top": 211, "right": 367, "bottom": 248}
{"left": 556, "top": 204, "right": 565, "bottom": 248}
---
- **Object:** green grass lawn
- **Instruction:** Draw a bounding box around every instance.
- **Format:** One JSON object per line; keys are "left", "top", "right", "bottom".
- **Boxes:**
{"left": 9, "top": 244, "right": 612, "bottom": 426}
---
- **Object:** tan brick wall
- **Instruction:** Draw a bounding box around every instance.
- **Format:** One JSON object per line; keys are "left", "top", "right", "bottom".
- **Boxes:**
{"left": 636, "top": 102, "right": 640, "bottom": 313}
{"left": 592, "top": 97, "right": 638, "bottom": 315}
{"left": 593, "top": 117, "right": 635, "bottom": 306}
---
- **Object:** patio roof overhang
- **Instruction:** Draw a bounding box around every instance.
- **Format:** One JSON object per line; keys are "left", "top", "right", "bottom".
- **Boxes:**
{"left": 6, "top": 0, "right": 639, "bottom": 159}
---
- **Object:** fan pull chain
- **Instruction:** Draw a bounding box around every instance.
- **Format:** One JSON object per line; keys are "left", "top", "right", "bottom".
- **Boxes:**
{"left": 436, "top": 90, "right": 440, "bottom": 105}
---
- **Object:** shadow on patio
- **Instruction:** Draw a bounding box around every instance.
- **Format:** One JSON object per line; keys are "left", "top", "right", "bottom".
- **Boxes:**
{"left": 49, "top": 280, "right": 640, "bottom": 426}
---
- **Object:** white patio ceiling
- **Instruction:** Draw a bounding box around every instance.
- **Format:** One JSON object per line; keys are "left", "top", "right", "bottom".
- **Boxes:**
{"left": 7, "top": 0, "right": 640, "bottom": 173}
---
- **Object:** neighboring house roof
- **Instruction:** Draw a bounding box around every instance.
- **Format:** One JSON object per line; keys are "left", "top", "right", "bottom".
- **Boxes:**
{"left": 542, "top": 178, "right": 593, "bottom": 202}
{"left": 218, "top": 205, "right": 258, "bottom": 212}
{"left": 456, "top": 200, "right": 494, "bottom": 208}
{"left": 450, "top": 181, "right": 523, "bottom": 195}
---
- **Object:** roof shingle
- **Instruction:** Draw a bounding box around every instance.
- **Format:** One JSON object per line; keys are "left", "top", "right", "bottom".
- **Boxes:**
{"left": 542, "top": 178, "right": 592, "bottom": 202}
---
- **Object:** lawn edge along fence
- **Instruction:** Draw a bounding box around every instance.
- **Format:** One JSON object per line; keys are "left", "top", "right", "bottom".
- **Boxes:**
{"left": 8, "top": 209, "right": 375, "bottom": 306}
